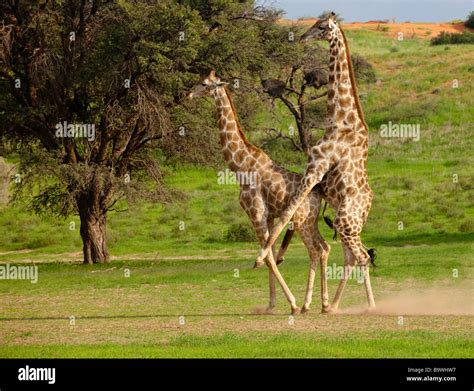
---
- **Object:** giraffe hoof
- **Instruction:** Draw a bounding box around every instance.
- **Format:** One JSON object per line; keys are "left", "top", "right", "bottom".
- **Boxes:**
{"left": 291, "top": 307, "right": 301, "bottom": 316}
{"left": 321, "top": 306, "right": 335, "bottom": 314}
{"left": 276, "top": 257, "right": 285, "bottom": 265}
{"left": 264, "top": 307, "right": 274, "bottom": 315}
{"left": 253, "top": 259, "right": 265, "bottom": 269}
{"left": 301, "top": 306, "right": 310, "bottom": 314}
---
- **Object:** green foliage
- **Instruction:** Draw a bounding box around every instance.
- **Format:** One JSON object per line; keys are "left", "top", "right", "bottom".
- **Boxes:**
{"left": 431, "top": 31, "right": 474, "bottom": 45}
{"left": 225, "top": 222, "right": 255, "bottom": 242}
{"left": 464, "top": 11, "right": 474, "bottom": 28}
{"left": 351, "top": 54, "right": 376, "bottom": 83}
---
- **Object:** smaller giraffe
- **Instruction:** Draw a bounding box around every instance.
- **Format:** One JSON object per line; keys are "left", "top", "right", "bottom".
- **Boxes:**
{"left": 188, "top": 70, "right": 331, "bottom": 315}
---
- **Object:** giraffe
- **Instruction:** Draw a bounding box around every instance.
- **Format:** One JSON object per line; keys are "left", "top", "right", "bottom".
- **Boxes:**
{"left": 188, "top": 70, "right": 331, "bottom": 315}
{"left": 255, "top": 13, "right": 377, "bottom": 313}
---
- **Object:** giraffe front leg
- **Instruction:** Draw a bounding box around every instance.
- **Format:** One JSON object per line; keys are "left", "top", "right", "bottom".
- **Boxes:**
{"left": 266, "top": 251, "right": 299, "bottom": 315}
{"left": 256, "top": 155, "right": 332, "bottom": 264}
{"left": 299, "top": 223, "right": 323, "bottom": 314}
{"left": 265, "top": 220, "right": 277, "bottom": 313}
{"left": 266, "top": 268, "right": 277, "bottom": 313}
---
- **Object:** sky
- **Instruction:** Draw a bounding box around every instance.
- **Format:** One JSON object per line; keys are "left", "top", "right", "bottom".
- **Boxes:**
{"left": 264, "top": 0, "right": 473, "bottom": 22}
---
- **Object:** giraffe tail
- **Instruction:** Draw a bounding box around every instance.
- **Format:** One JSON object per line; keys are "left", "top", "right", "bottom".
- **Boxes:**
{"left": 322, "top": 201, "right": 338, "bottom": 240}
{"left": 367, "top": 247, "right": 377, "bottom": 268}
{"left": 276, "top": 228, "right": 294, "bottom": 265}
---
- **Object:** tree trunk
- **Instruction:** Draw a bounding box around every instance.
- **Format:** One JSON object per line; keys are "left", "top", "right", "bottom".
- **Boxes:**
{"left": 78, "top": 197, "right": 110, "bottom": 264}
{"left": 296, "top": 120, "right": 309, "bottom": 153}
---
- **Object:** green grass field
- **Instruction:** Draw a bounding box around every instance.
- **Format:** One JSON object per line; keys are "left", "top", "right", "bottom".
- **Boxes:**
{"left": 0, "top": 29, "right": 473, "bottom": 358}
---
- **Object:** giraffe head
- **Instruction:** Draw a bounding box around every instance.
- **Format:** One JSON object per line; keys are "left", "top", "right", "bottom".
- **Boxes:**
{"left": 188, "top": 69, "right": 228, "bottom": 99}
{"left": 300, "top": 12, "right": 338, "bottom": 42}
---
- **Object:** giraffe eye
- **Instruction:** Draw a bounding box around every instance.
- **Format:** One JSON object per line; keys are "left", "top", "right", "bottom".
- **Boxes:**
{"left": 201, "top": 83, "right": 207, "bottom": 87}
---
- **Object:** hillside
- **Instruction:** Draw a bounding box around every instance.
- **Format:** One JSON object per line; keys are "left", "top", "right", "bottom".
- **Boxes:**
{"left": 281, "top": 19, "right": 474, "bottom": 39}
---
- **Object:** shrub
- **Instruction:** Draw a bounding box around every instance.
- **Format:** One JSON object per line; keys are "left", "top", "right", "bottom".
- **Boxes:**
{"left": 225, "top": 222, "right": 255, "bottom": 242}
{"left": 465, "top": 11, "right": 474, "bottom": 28}
{"left": 458, "top": 219, "right": 474, "bottom": 233}
{"left": 351, "top": 54, "right": 376, "bottom": 83}
{"left": 431, "top": 31, "right": 474, "bottom": 45}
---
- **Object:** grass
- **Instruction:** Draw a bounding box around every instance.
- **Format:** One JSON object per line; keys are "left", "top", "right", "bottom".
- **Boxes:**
{"left": 0, "top": 28, "right": 473, "bottom": 358}
{"left": 2, "top": 331, "right": 472, "bottom": 358}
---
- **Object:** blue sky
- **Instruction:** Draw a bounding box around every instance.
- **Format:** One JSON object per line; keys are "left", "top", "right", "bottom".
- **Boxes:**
{"left": 264, "top": 0, "right": 473, "bottom": 22}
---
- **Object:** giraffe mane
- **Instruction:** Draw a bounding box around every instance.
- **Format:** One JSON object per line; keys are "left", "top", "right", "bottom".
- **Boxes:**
{"left": 339, "top": 26, "right": 369, "bottom": 132}
{"left": 223, "top": 87, "right": 267, "bottom": 156}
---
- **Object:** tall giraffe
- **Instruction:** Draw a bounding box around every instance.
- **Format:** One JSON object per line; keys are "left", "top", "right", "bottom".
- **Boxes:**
{"left": 256, "top": 14, "right": 376, "bottom": 312}
{"left": 188, "top": 70, "right": 331, "bottom": 314}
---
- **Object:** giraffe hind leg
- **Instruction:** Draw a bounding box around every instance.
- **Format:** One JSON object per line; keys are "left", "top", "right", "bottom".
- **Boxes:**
{"left": 299, "top": 223, "right": 331, "bottom": 313}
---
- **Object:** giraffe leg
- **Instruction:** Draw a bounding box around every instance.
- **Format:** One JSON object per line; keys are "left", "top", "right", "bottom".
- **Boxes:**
{"left": 266, "top": 266, "right": 277, "bottom": 313}
{"left": 362, "top": 264, "right": 376, "bottom": 311}
{"left": 330, "top": 233, "right": 375, "bottom": 312}
{"left": 275, "top": 228, "right": 294, "bottom": 265}
{"left": 253, "top": 219, "right": 298, "bottom": 314}
{"left": 299, "top": 223, "right": 330, "bottom": 313}
{"left": 339, "top": 230, "right": 376, "bottom": 311}
{"left": 317, "top": 232, "right": 331, "bottom": 312}
{"left": 327, "top": 243, "right": 355, "bottom": 313}
{"left": 265, "top": 220, "right": 277, "bottom": 313}
{"left": 254, "top": 228, "right": 293, "bottom": 269}
{"left": 256, "top": 153, "right": 332, "bottom": 263}
{"left": 266, "top": 253, "right": 299, "bottom": 315}
{"left": 299, "top": 228, "right": 319, "bottom": 314}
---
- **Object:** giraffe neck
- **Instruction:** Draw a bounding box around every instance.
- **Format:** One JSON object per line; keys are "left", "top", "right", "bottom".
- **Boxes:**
{"left": 213, "top": 87, "right": 262, "bottom": 172}
{"left": 326, "top": 27, "right": 368, "bottom": 136}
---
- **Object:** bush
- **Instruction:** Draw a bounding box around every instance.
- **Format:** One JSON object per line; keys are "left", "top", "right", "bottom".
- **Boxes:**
{"left": 431, "top": 31, "right": 474, "bottom": 45}
{"left": 351, "top": 54, "right": 376, "bottom": 83}
{"left": 465, "top": 11, "right": 474, "bottom": 28}
{"left": 225, "top": 222, "right": 255, "bottom": 242}
{"left": 458, "top": 219, "right": 474, "bottom": 233}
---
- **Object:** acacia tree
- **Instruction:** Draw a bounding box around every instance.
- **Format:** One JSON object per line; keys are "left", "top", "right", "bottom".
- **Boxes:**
{"left": 0, "top": 0, "right": 296, "bottom": 263}
{"left": 261, "top": 44, "right": 328, "bottom": 152}
{"left": 0, "top": 1, "right": 193, "bottom": 263}
{"left": 260, "top": 41, "right": 376, "bottom": 152}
